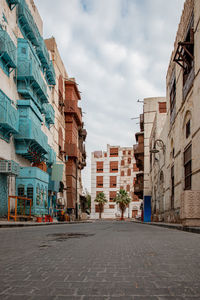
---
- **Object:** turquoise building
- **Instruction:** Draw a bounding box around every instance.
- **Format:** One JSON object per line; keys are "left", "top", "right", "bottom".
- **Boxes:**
{"left": 0, "top": 0, "right": 58, "bottom": 217}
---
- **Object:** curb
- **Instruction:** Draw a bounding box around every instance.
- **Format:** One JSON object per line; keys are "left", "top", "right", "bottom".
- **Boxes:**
{"left": 132, "top": 220, "right": 200, "bottom": 234}
{"left": 0, "top": 220, "right": 93, "bottom": 228}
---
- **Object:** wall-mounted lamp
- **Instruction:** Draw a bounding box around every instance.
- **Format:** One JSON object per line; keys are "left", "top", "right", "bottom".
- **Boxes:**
{"left": 150, "top": 139, "right": 166, "bottom": 154}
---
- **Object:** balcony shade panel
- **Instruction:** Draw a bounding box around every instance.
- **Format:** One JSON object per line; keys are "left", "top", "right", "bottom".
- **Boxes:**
{"left": 17, "top": 39, "right": 48, "bottom": 104}
{"left": 0, "top": 26, "right": 17, "bottom": 70}
{"left": 0, "top": 89, "right": 19, "bottom": 142}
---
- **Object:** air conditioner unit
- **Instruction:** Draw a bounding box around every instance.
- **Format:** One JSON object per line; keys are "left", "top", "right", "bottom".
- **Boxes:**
{"left": 0, "top": 160, "right": 19, "bottom": 176}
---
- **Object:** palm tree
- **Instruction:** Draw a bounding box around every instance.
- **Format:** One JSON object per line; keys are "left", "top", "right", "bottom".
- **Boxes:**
{"left": 94, "top": 192, "right": 107, "bottom": 219}
{"left": 114, "top": 189, "right": 131, "bottom": 220}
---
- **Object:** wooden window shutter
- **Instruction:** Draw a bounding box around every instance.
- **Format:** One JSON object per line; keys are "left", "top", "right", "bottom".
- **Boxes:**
{"left": 96, "top": 176, "right": 103, "bottom": 187}
{"left": 110, "top": 161, "right": 118, "bottom": 172}
{"left": 96, "top": 161, "right": 103, "bottom": 172}
{"left": 110, "top": 176, "right": 117, "bottom": 188}
{"left": 110, "top": 148, "right": 118, "bottom": 157}
{"left": 109, "top": 191, "right": 116, "bottom": 201}
{"left": 159, "top": 102, "right": 167, "bottom": 113}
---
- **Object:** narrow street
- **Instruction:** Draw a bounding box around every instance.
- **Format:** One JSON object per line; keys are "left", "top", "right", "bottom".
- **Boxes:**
{"left": 0, "top": 221, "right": 200, "bottom": 299}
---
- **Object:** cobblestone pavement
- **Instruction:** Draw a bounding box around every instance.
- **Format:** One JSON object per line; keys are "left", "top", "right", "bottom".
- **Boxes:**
{"left": 0, "top": 221, "right": 200, "bottom": 300}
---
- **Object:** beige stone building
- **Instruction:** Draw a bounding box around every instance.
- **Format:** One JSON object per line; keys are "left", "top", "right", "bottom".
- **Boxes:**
{"left": 150, "top": 0, "right": 200, "bottom": 226}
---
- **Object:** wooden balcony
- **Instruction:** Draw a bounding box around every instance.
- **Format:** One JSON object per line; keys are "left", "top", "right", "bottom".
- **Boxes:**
{"left": 65, "top": 143, "right": 78, "bottom": 158}
{"left": 64, "top": 100, "right": 82, "bottom": 125}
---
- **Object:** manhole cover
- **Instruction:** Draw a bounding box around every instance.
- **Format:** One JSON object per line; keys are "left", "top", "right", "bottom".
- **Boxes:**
{"left": 47, "top": 232, "right": 94, "bottom": 242}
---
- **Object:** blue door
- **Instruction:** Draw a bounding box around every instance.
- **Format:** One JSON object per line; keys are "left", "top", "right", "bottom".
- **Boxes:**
{"left": 0, "top": 174, "right": 8, "bottom": 217}
{"left": 144, "top": 195, "right": 151, "bottom": 222}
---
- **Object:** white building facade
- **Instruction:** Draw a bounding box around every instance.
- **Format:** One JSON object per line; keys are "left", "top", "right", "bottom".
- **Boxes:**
{"left": 91, "top": 144, "right": 142, "bottom": 219}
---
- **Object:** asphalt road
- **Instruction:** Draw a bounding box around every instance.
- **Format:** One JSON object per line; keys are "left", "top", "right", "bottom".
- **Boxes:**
{"left": 0, "top": 221, "right": 200, "bottom": 299}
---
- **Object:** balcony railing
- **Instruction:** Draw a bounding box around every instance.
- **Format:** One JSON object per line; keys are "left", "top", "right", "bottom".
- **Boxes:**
{"left": 17, "top": 39, "right": 48, "bottom": 103}
{"left": 42, "top": 103, "right": 55, "bottom": 125}
{"left": 65, "top": 100, "right": 82, "bottom": 125}
{"left": 0, "top": 89, "right": 19, "bottom": 142}
{"left": 0, "top": 26, "right": 17, "bottom": 70}
{"left": 0, "top": 160, "right": 19, "bottom": 175}
{"left": 65, "top": 143, "right": 78, "bottom": 158}
{"left": 17, "top": 0, "right": 41, "bottom": 47}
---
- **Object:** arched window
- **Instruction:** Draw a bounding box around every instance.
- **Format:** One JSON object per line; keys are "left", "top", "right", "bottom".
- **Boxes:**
{"left": 36, "top": 184, "right": 40, "bottom": 206}
{"left": 41, "top": 185, "right": 44, "bottom": 205}
{"left": 183, "top": 111, "right": 192, "bottom": 140}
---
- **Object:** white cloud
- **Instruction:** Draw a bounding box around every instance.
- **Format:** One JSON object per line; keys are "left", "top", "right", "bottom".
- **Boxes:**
{"left": 34, "top": 0, "right": 185, "bottom": 191}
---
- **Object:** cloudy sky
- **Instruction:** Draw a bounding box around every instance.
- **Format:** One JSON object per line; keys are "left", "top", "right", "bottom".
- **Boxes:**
{"left": 34, "top": 0, "right": 185, "bottom": 192}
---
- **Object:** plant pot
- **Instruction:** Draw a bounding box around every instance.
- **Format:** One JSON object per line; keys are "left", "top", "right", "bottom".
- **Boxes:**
{"left": 36, "top": 216, "right": 42, "bottom": 223}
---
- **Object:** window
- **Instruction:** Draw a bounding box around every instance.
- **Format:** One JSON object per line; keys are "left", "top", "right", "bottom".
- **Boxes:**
{"left": 128, "top": 157, "right": 131, "bottom": 164}
{"left": 170, "top": 71, "right": 176, "bottom": 124}
{"left": 110, "top": 148, "right": 118, "bottom": 157}
{"left": 171, "top": 166, "right": 174, "bottom": 209}
{"left": 21, "top": 47, "right": 26, "bottom": 54}
{"left": 159, "top": 102, "right": 167, "bottom": 113}
{"left": 123, "top": 150, "right": 126, "bottom": 155}
{"left": 127, "top": 169, "right": 131, "bottom": 176}
{"left": 96, "top": 176, "right": 103, "bottom": 188}
{"left": 110, "top": 176, "right": 117, "bottom": 188}
{"left": 121, "top": 171, "right": 124, "bottom": 176}
{"left": 18, "top": 185, "right": 25, "bottom": 197}
{"left": 109, "top": 205, "right": 115, "bottom": 209}
{"left": 121, "top": 160, "right": 124, "bottom": 166}
{"left": 128, "top": 150, "right": 131, "bottom": 155}
{"left": 172, "top": 148, "right": 175, "bottom": 158}
{"left": 120, "top": 186, "right": 123, "bottom": 190}
{"left": 186, "top": 120, "right": 190, "bottom": 138}
{"left": 96, "top": 161, "right": 103, "bottom": 173}
{"left": 184, "top": 145, "right": 192, "bottom": 190}
{"left": 127, "top": 185, "right": 130, "bottom": 192}
{"left": 27, "top": 185, "right": 33, "bottom": 206}
{"left": 109, "top": 191, "right": 116, "bottom": 202}
{"left": 110, "top": 161, "right": 118, "bottom": 172}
